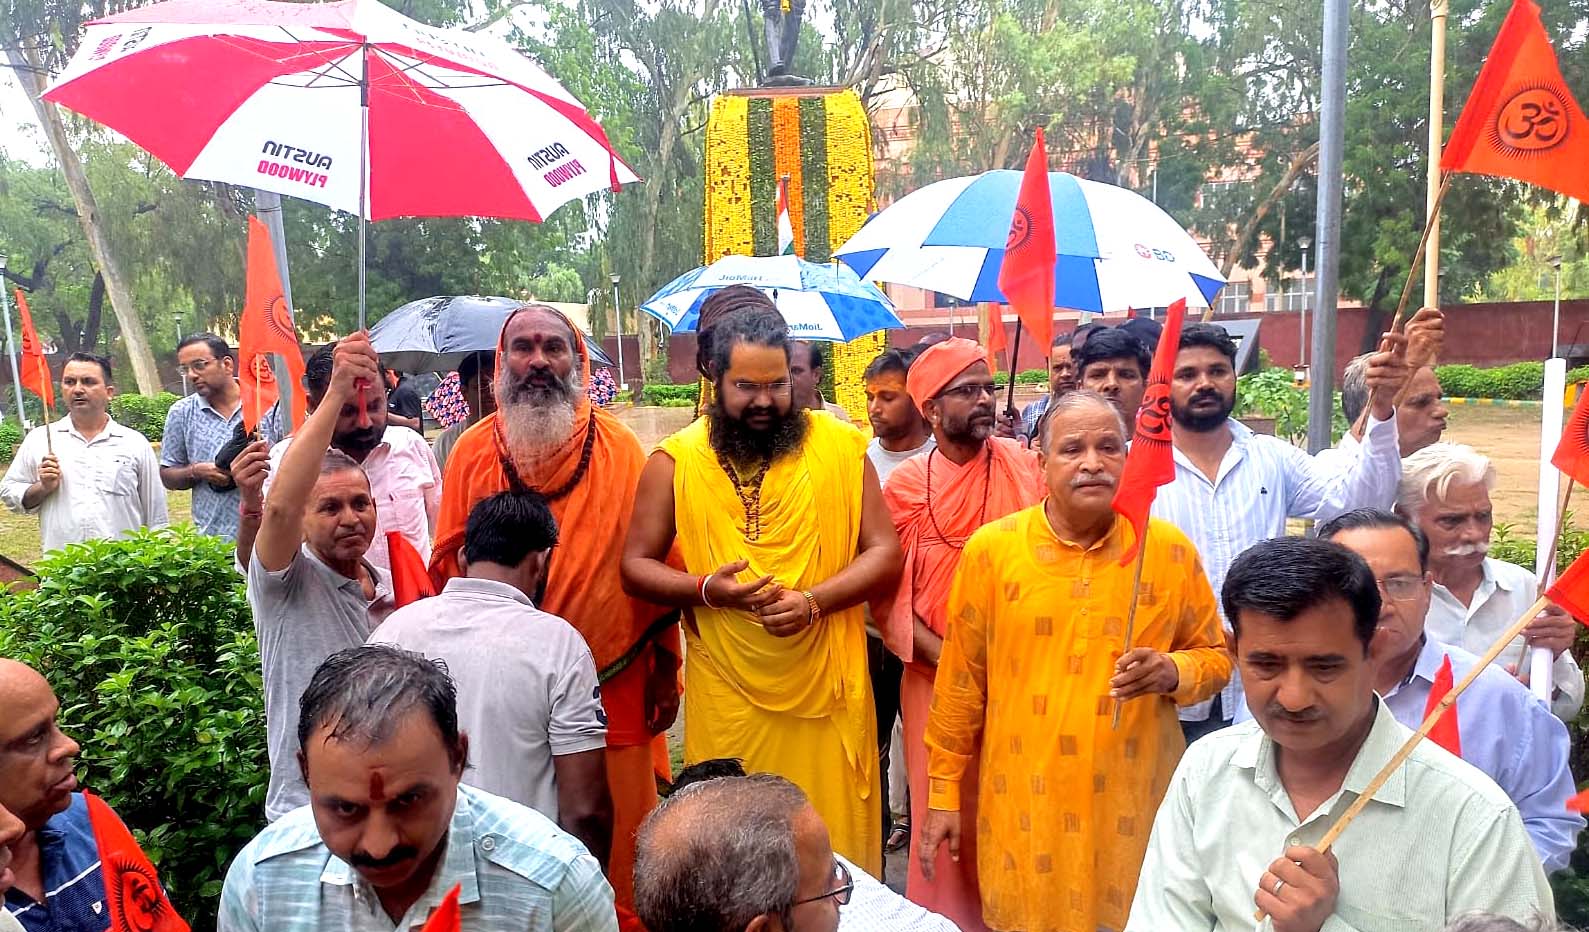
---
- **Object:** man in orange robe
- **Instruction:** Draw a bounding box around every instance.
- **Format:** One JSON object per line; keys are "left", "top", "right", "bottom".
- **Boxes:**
{"left": 880, "top": 338, "right": 1044, "bottom": 930}
{"left": 430, "top": 304, "right": 679, "bottom": 909}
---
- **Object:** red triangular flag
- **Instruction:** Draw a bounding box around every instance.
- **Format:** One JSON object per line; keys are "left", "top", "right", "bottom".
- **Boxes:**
{"left": 997, "top": 129, "right": 1056, "bottom": 354}
{"left": 239, "top": 217, "right": 307, "bottom": 435}
{"left": 1442, "top": 0, "right": 1589, "bottom": 202}
{"left": 983, "top": 301, "right": 1007, "bottom": 374}
{"left": 1545, "top": 548, "right": 1589, "bottom": 625}
{"left": 13, "top": 289, "right": 53, "bottom": 410}
{"left": 388, "top": 530, "right": 437, "bottom": 608}
{"left": 1552, "top": 387, "right": 1589, "bottom": 487}
{"left": 1423, "top": 654, "right": 1463, "bottom": 757}
{"left": 1567, "top": 786, "right": 1589, "bottom": 813}
{"left": 421, "top": 883, "right": 461, "bottom": 932}
{"left": 1111, "top": 299, "right": 1186, "bottom": 565}
{"left": 84, "top": 792, "right": 190, "bottom": 932}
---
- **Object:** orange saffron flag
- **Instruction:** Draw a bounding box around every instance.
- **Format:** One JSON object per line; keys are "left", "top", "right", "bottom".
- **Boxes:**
{"left": 1111, "top": 299, "right": 1186, "bottom": 565}
{"left": 388, "top": 530, "right": 437, "bottom": 608}
{"left": 13, "top": 288, "right": 53, "bottom": 409}
{"left": 983, "top": 301, "right": 1007, "bottom": 374}
{"left": 1546, "top": 548, "right": 1589, "bottom": 626}
{"left": 997, "top": 128, "right": 1056, "bottom": 353}
{"left": 240, "top": 216, "right": 306, "bottom": 434}
{"left": 1552, "top": 386, "right": 1589, "bottom": 487}
{"left": 1422, "top": 653, "right": 1463, "bottom": 757}
{"left": 84, "top": 792, "right": 190, "bottom": 932}
{"left": 1441, "top": 0, "right": 1589, "bottom": 202}
{"left": 420, "top": 883, "right": 461, "bottom": 932}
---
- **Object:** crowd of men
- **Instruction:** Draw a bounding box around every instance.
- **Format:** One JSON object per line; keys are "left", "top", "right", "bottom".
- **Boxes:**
{"left": 0, "top": 287, "right": 1581, "bottom": 932}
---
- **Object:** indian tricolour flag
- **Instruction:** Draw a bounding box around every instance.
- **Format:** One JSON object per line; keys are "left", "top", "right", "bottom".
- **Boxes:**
{"left": 776, "top": 176, "right": 795, "bottom": 255}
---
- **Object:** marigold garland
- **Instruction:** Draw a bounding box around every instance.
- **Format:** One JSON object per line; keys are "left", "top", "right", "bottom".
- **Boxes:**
{"left": 702, "top": 88, "right": 881, "bottom": 421}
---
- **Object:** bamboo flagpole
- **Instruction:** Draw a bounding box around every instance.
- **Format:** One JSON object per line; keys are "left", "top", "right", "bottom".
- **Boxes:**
{"left": 35, "top": 350, "right": 52, "bottom": 455}
{"left": 1109, "top": 532, "right": 1150, "bottom": 729}
{"left": 1254, "top": 593, "right": 1551, "bottom": 922}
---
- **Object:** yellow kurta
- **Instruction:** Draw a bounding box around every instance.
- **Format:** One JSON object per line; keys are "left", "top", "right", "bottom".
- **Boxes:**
{"left": 659, "top": 414, "right": 881, "bottom": 875}
{"left": 926, "top": 507, "right": 1231, "bottom": 932}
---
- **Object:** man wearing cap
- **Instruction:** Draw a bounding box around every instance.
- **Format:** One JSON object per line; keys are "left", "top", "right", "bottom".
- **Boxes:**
{"left": 878, "top": 337, "right": 1044, "bottom": 929}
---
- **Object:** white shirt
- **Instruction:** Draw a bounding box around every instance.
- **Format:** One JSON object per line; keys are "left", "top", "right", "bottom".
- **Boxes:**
{"left": 369, "top": 577, "right": 607, "bottom": 820}
{"left": 0, "top": 417, "right": 168, "bottom": 553}
{"left": 866, "top": 435, "right": 934, "bottom": 486}
{"left": 837, "top": 855, "right": 961, "bottom": 931}
{"left": 1152, "top": 415, "right": 1401, "bottom": 721}
{"left": 1126, "top": 700, "right": 1555, "bottom": 931}
{"left": 1428, "top": 557, "right": 1585, "bottom": 720}
{"left": 264, "top": 425, "right": 442, "bottom": 572}
{"left": 1313, "top": 432, "right": 1398, "bottom": 510}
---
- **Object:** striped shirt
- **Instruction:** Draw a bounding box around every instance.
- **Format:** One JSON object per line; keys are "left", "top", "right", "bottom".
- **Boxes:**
{"left": 1126, "top": 700, "right": 1554, "bottom": 931}
{"left": 218, "top": 785, "right": 617, "bottom": 932}
{"left": 1151, "top": 415, "right": 1401, "bottom": 723}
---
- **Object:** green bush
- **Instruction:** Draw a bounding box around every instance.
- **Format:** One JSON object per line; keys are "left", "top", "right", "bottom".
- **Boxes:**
{"left": 639, "top": 383, "right": 699, "bottom": 406}
{"left": 0, "top": 528, "right": 266, "bottom": 932}
{"left": 1234, "top": 367, "right": 1350, "bottom": 445}
{"left": 109, "top": 391, "right": 181, "bottom": 441}
{"left": 1568, "top": 365, "right": 1589, "bottom": 385}
{"left": 1433, "top": 362, "right": 1545, "bottom": 400}
{"left": 992, "top": 369, "right": 1049, "bottom": 387}
{"left": 0, "top": 418, "right": 21, "bottom": 463}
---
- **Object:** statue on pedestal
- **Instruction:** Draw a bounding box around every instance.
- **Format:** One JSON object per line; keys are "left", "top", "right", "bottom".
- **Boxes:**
{"left": 760, "top": 0, "right": 807, "bottom": 83}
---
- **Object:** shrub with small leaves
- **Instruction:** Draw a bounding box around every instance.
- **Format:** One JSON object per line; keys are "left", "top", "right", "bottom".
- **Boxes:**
{"left": 0, "top": 418, "right": 21, "bottom": 463}
{"left": 108, "top": 392, "right": 181, "bottom": 442}
{"left": 0, "top": 527, "right": 266, "bottom": 932}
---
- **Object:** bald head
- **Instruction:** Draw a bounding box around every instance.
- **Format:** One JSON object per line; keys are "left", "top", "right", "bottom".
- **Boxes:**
{"left": 634, "top": 775, "right": 813, "bottom": 932}
{"left": 0, "top": 659, "right": 80, "bottom": 829}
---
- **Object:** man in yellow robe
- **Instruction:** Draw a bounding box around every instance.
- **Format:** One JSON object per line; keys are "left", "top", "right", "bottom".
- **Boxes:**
{"left": 919, "top": 391, "right": 1231, "bottom": 932}
{"left": 622, "top": 287, "right": 902, "bottom": 876}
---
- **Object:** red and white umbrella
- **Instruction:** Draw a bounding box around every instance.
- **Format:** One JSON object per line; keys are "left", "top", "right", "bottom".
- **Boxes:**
{"left": 43, "top": 0, "right": 639, "bottom": 323}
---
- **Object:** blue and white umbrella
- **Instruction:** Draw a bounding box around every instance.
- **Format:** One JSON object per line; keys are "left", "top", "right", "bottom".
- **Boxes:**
{"left": 641, "top": 254, "right": 904, "bottom": 342}
{"left": 836, "top": 171, "right": 1225, "bottom": 312}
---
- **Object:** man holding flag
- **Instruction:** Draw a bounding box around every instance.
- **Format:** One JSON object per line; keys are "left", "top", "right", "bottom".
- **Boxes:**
{"left": 916, "top": 389, "right": 1229, "bottom": 932}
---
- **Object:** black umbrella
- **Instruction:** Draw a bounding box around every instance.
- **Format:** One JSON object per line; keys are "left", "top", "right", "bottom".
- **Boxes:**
{"left": 368, "top": 295, "right": 614, "bottom": 373}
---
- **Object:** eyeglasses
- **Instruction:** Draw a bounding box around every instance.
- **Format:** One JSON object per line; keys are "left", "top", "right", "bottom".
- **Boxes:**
{"left": 1377, "top": 575, "right": 1425, "bottom": 603}
{"left": 793, "top": 859, "right": 854, "bottom": 907}
{"left": 730, "top": 379, "right": 793, "bottom": 397}
{"left": 936, "top": 381, "right": 997, "bottom": 402}
{"left": 178, "top": 358, "right": 220, "bottom": 375}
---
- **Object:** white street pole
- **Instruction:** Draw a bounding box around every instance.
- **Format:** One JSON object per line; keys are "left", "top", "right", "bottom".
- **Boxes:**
{"left": 1533, "top": 356, "right": 1566, "bottom": 704}
{"left": 1551, "top": 255, "right": 1563, "bottom": 359}
{"left": 1308, "top": 0, "right": 1348, "bottom": 454}
{"left": 611, "top": 273, "right": 626, "bottom": 390}
{"left": 0, "top": 258, "right": 29, "bottom": 428}
{"left": 1423, "top": 0, "right": 1449, "bottom": 309}
{"left": 1299, "top": 237, "right": 1312, "bottom": 369}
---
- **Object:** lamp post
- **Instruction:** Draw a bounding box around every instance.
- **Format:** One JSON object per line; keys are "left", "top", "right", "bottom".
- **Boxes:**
{"left": 610, "top": 273, "right": 626, "bottom": 390}
{"left": 1550, "top": 255, "right": 1564, "bottom": 359}
{"left": 0, "top": 256, "right": 29, "bottom": 428}
{"left": 1298, "top": 235, "right": 1312, "bottom": 370}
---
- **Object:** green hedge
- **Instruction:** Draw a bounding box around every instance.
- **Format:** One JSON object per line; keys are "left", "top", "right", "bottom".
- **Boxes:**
{"left": 993, "top": 369, "right": 1049, "bottom": 387}
{"left": 639, "top": 383, "right": 698, "bottom": 407}
{"left": 109, "top": 391, "right": 181, "bottom": 441}
{"left": 0, "top": 419, "right": 21, "bottom": 463}
{"left": 0, "top": 528, "right": 266, "bottom": 932}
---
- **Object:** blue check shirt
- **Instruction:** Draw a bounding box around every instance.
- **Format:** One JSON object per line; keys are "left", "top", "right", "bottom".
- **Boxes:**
{"left": 218, "top": 784, "right": 617, "bottom": 932}
{"left": 160, "top": 392, "right": 243, "bottom": 539}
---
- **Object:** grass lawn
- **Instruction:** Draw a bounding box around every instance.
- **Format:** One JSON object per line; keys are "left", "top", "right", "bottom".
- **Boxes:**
{"left": 0, "top": 490, "right": 193, "bottom": 568}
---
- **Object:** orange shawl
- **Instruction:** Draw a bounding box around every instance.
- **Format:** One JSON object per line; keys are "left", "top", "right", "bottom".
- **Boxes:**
{"left": 879, "top": 438, "right": 1044, "bottom": 662}
{"left": 429, "top": 307, "right": 675, "bottom": 680}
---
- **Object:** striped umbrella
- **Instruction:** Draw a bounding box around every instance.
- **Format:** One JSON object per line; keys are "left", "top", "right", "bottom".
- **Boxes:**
{"left": 641, "top": 255, "right": 903, "bottom": 342}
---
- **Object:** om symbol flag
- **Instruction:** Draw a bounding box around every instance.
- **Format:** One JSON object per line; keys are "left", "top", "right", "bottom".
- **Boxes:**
{"left": 1442, "top": 0, "right": 1589, "bottom": 203}
{"left": 84, "top": 793, "right": 190, "bottom": 932}
{"left": 1110, "top": 299, "right": 1186, "bottom": 566}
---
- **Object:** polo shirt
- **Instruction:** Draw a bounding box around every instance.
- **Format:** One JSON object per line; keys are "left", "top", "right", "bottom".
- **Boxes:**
{"left": 2, "top": 794, "right": 167, "bottom": 932}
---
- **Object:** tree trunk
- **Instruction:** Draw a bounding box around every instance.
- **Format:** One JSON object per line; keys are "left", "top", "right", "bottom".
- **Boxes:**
{"left": 6, "top": 45, "right": 162, "bottom": 395}
{"left": 1218, "top": 141, "right": 1322, "bottom": 279}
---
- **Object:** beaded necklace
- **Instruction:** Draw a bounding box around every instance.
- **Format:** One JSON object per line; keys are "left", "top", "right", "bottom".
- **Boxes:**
{"left": 924, "top": 446, "right": 994, "bottom": 551}
{"left": 494, "top": 410, "right": 597, "bottom": 502}
{"left": 716, "top": 450, "right": 773, "bottom": 541}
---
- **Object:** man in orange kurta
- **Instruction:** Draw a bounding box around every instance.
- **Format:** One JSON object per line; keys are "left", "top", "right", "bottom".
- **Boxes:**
{"left": 919, "top": 391, "right": 1231, "bottom": 932}
{"left": 879, "top": 338, "right": 1043, "bottom": 931}
{"left": 429, "top": 304, "right": 679, "bottom": 909}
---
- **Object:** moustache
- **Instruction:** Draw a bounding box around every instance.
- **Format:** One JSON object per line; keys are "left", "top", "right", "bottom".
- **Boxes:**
{"left": 1070, "top": 473, "right": 1116, "bottom": 490}
{"left": 1442, "top": 542, "right": 1490, "bottom": 558}
{"left": 1190, "top": 389, "right": 1222, "bottom": 403}
{"left": 1264, "top": 703, "right": 1324, "bottom": 724}
{"left": 350, "top": 846, "right": 420, "bottom": 870}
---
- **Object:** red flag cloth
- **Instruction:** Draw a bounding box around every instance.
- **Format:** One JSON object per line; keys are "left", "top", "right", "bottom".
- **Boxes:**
{"left": 1545, "top": 548, "right": 1589, "bottom": 625}
{"left": 239, "top": 216, "right": 307, "bottom": 434}
{"left": 1422, "top": 653, "right": 1463, "bottom": 757}
{"left": 617, "top": 905, "right": 648, "bottom": 932}
{"left": 388, "top": 530, "right": 437, "bottom": 608}
{"left": 1552, "top": 385, "right": 1589, "bottom": 487}
{"left": 983, "top": 302, "right": 1007, "bottom": 374}
{"left": 13, "top": 288, "right": 53, "bottom": 409}
{"left": 997, "top": 128, "right": 1056, "bottom": 353}
{"left": 83, "top": 792, "right": 190, "bottom": 932}
{"left": 1110, "top": 299, "right": 1186, "bottom": 566}
{"left": 1568, "top": 786, "right": 1589, "bottom": 813}
{"left": 420, "top": 883, "right": 461, "bottom": 932}
{"left": 1441, "top": 0, "right": 1589, "bottom": 202}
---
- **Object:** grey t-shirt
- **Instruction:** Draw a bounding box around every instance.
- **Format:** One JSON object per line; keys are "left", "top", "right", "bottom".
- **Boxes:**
{"left": 247, "top": 545, "right": 393, "bottom": 821}
{"left": 866, "top": 436, "right": 935, "bottom": 486}
{"left": 368, "top": 577, "right": 607, "bottom": 821}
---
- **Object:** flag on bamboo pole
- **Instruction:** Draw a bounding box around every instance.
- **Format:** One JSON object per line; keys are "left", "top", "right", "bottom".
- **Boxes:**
{"left": 776, "top": 176, "right": 796, "bottom": 256}
{"left": 13, "top": 289, "right": 53, "bottom": 409}
{"left": 1545, "top": 546, "right": 1589, "bottom": 625}
{"left": 1441, "top": 0, "right": 1589, "bottom": 202}
{"left": 420, "top": 883, "right": 461, "bottom": 932}
{"left": 388, "top": 531, "right": 437, "bottom": 608}
{"left": 84, "top": 792, "right": 190, "bottom": 932}
{"left": 1552, "top": 385, "right": 1589, "bottom": 486}
{"left": 1422, "top": 654, "right": 1463, "bottom": 757}
{"left": 239, "top": 216, "right": 306, "bottom": 434}
{"left": 1111, "top": 298, "right": 1186, "bottom": 566}
{"left": 997, "top": 128, "right": 1056, "bottom": 353}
